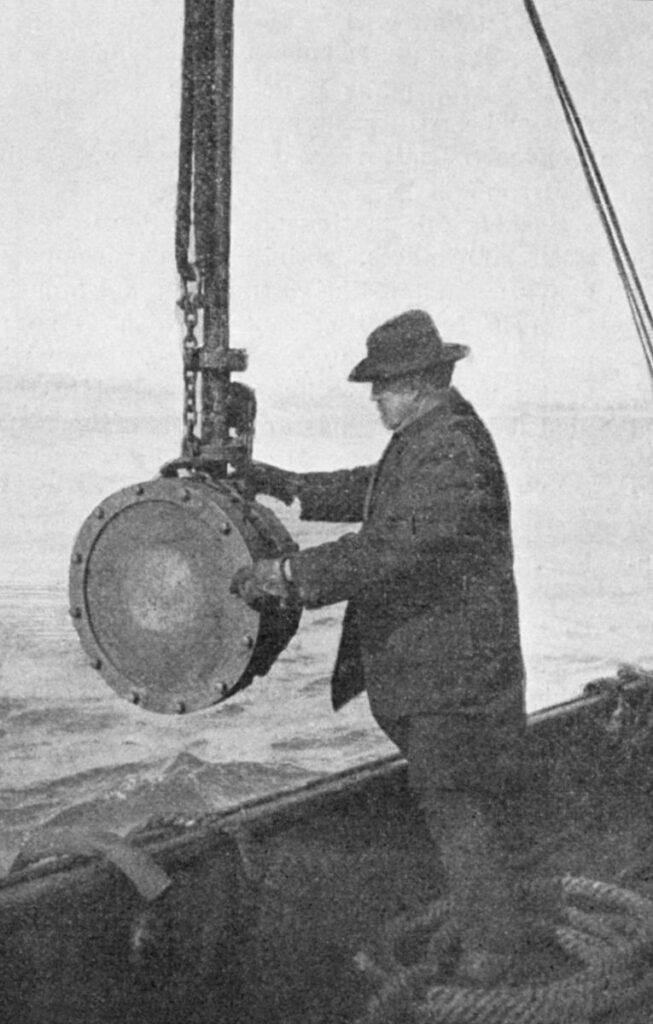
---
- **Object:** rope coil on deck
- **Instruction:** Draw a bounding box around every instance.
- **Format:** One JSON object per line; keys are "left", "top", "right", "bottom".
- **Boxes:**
{"left": 354, "top": 876, "right": 653, "bottom": 1024}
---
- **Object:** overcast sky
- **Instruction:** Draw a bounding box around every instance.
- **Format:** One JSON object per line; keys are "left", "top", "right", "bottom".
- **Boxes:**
{"left": 3, "top": 0, "right": 653, "bottom": 413}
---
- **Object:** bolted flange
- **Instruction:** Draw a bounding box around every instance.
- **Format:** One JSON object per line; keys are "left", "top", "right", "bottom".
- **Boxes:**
{"left": 69, "top": 476, "right": 300, "bottom": 714}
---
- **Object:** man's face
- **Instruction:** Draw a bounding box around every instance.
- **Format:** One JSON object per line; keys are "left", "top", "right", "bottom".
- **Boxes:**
{"left": 371, "top": 378, "right": 419, "bottom": 431}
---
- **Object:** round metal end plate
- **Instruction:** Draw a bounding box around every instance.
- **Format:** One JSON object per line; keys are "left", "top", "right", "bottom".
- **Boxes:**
{"left": 69, "top": 479, "right": 260, "bottom": 713}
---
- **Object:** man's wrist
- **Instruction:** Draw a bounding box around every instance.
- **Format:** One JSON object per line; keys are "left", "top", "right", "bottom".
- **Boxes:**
{"left": 280, "top": 556, "right": 294, "bottom": 583}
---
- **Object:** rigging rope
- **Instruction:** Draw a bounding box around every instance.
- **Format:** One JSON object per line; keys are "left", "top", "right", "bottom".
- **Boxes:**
{"left": 175, "top": 0, "right": 196, "bottom": 283}
{"left": 523, "top": 0, "right": 653, "bottom": 385}
{"left": 175, "top": 0, "right": 219, "bottom": 283}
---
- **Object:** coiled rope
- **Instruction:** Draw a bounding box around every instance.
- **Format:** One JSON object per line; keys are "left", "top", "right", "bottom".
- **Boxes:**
{"left": 354, "top": 876, "right": 653, "bottom": 1024}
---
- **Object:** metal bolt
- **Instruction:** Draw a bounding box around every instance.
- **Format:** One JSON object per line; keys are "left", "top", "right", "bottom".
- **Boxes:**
{"left": 69, "top": 607, "right": 82, "bottom": 619}
{"left": 95, "top": 507, "right": 105, "bottom": 520}
{"left": 241, "top": 635, "right": 254, "bottom": 650}
{"left": 220, "top": 521, "right": 231, "bottom": 535}
{"left": 176, "top": 700, "right": 186, "bottom": 714}
{"left": 135, "top": 485, "right": 144, "bottom": 496}
{"left": 129, "top": 691, "right": 140, "bottom": 705}
{"left": 90, "top": 658, "right": 102, "bottom": 670}
{"left": 72, "top": 552, "right": 83, "bottom": 565}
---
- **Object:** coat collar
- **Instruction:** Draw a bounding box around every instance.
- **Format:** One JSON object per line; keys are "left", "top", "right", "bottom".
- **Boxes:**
{"left": 393, "top": 387, "right": 463, "bottom": 441}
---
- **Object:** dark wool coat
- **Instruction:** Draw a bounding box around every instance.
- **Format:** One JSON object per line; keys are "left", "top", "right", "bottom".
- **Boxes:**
{"left": 287, "top": 388, "right": 526, "bottom": 721}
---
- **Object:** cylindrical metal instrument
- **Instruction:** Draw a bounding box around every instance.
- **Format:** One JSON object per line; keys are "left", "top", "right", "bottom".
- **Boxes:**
{"left": 69, "top": 479, "right": 301, "bottom": 714}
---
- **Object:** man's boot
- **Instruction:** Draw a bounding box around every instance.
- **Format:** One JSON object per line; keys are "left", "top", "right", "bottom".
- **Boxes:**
{"left": 425, "top": 789, "right": 528, "bottom": 986}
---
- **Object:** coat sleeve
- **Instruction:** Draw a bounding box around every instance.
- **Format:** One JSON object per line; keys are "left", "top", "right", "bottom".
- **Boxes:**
{"left": 295, "top": 465, "right": 375, "bottom": 523}
{"left": 288, "top": 430, "right": 489, "bottom": 608}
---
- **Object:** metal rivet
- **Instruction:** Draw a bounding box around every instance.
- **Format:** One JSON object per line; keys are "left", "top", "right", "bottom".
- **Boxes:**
{"left": 130, "top": 691, "right": 140, "bottom": 705}
{"left": 72, "top": 552, "right": 83, "bottom": 565}
{"left": 176, "top": 700, "right": 186, "bottom": 714}
{"left": 69, "top": 607, "right": 82, "bottom": 619}
{"left": 135, "top": 485, "right": 144, "bottom": 496}
{"left": 95, "top": 507, "right": 105, "bottom": 520}
{"left": 241, "top": 635, "right": 254, "bottom": 650}
{"left": 90, "top": 658, "right": 102, "bottom": 670}
{"left": 220, "top": 521, "right": 231, "bottom": 535}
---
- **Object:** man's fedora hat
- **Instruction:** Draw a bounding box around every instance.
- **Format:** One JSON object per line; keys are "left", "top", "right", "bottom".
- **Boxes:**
{"left": 348, "top": 310, "right": 469, "bottom": 383}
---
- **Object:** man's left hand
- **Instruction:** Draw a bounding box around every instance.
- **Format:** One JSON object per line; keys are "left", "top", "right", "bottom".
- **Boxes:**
{"left": 230, "top": 558, "right": 295, "bottom": 610}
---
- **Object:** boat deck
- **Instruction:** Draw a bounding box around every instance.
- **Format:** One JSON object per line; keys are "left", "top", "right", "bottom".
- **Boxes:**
{"left": 242, "top": 688, "right": 653, "bottom": 1023}
{"left": 2, "top": 679, "right": 653, "bottom": 1023}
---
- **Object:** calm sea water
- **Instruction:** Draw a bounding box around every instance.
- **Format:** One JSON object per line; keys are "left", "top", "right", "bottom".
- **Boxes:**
{"left": 1, "top": 378, "right": 652, "bottom": 873}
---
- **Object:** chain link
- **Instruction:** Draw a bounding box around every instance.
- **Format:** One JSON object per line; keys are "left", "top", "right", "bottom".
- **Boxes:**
{"left": 178, "top": 267, "right": 205, "bottom": 458}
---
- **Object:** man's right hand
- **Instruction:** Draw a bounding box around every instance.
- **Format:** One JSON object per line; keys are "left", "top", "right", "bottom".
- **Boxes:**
{"left": 240, "top": 461, "right": 300, "bottom": 506}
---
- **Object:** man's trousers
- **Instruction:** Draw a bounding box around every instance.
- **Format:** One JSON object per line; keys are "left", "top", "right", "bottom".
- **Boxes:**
{"left": 376, "top": 711, "right": 530, "bottom": 959}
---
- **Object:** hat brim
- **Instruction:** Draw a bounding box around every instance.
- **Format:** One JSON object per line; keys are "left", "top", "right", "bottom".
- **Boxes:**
{"left": 348, "top": 344, "right": 469, "bottom": 383}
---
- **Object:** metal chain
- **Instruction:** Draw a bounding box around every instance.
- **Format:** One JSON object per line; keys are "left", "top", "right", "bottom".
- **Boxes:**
{"left": 178, "top": 266, "right": 205, "bottom": 458}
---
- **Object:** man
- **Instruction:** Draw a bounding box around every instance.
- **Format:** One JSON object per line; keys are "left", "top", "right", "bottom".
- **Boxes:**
{"left": 231, "top": 309, "right": 529, "bottom": 985}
